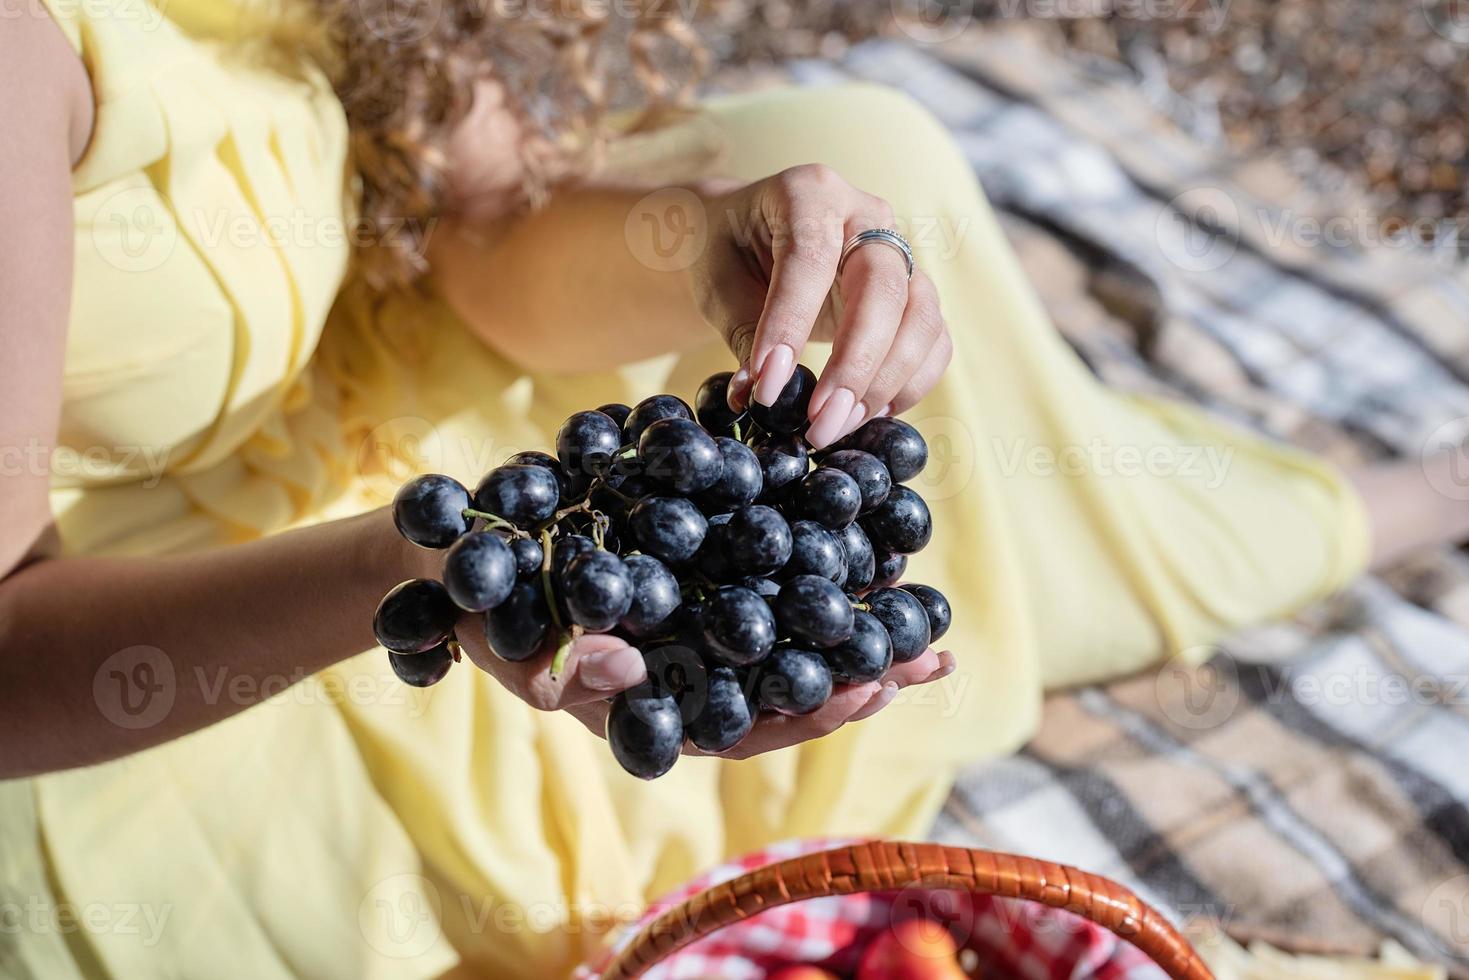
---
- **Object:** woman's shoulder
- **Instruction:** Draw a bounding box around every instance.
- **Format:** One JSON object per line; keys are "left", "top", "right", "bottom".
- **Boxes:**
{"left": 1, "top": 1, "right": 93, "bottom": 167}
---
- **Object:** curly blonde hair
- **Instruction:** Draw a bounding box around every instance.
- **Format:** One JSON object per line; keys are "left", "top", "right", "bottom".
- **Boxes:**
{"left": 309, "top": 0, "right": 709, "bottom": 290}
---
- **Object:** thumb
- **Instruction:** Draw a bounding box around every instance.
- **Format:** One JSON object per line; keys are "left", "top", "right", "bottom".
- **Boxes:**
{"left": 691, "top": 237, "right": 765, "bottom": 409}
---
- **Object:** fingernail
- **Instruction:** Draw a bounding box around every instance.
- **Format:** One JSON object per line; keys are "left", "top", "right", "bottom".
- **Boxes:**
{"left": 853, "top": 681, "right": 899, "bottom": 721}
{"left": 579, "top": 648, "right": 645, "bottom": 692}
{"left": 804, "top": 387, "right": 856, "bottom": 449}
{"left": 874, "top": 402, "right": 893, "bottom": 419}
{"left": 728, "top": 367, "right": 753, "bottom": 410}
{"left": 927, "top": 652, "right": 956, "bottom": 683}
{"left": 752, "top": 344, "right": 795, "bottom": 406}
{"left": 836, "top": 401, "right": 868, "bottom": 442}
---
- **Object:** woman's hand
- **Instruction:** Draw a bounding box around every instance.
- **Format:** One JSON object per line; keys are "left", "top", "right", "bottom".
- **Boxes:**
{"left": 690, "top": 165, "right": 954, "bottom": 449}
{"left": 446, "top": 596, "right": 956, "bottom": 759}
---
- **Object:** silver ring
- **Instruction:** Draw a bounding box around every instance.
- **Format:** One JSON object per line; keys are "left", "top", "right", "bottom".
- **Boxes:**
{"left": 837, "top": 228, "right": 915, "bottom": 280}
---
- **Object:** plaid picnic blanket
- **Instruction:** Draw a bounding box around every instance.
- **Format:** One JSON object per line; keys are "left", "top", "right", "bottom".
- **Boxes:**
{"left": 755, "top": 29, "right": 1469, "bottom": 975}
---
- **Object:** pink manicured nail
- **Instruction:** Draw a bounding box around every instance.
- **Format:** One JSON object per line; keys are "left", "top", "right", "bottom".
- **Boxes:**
{"left": 873, "top": 403, "right": 893, "bottom": 419}
{"left": 727, "top": 366, "right": 753, "bottom": 410}
{"left": 927, "top": 651, "right": 956, "bottom": 682}
{"left": 805, "top": 387, "right": 855, "bottom": 449}
{"left": 852, "top": 681, "right": 899, "bottom": 721}
{"left": 836, "top": 401, "right": 869, "bottom": 442}
{"left": 579, "top": 647, "right": 646, "bottom": 692}
{"left": 752, "top": 344, "right": 795, "bottom": 407}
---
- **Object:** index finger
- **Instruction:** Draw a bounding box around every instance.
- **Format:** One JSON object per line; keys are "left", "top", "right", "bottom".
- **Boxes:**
{"left": 745, "top": 174, "right": 848, "bottom": 407}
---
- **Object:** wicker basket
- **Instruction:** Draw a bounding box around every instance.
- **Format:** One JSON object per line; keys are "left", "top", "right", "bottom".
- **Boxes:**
{"left": 598, "top": 840, "right": 1214, "bottom": 979}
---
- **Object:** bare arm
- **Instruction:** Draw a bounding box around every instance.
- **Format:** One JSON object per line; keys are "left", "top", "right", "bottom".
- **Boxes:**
{"left": 0, "top": 15, "right": 429, "bottom": 777}
{"left": 427, "top": 184, "right": 716, "bottom": 374}
{"left": 430, "top": 92, "right": 952, "bottom": 450}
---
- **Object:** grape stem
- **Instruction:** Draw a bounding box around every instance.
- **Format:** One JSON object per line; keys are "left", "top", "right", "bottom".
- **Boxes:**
{"left": 550, "top": 624, "right": 583, "bottom": 679}
{"left": 539, "top": 528, "right": 565, "bottom": 634}
{"left": 462, "top": 508, "right": 524, "bottom": 536}
{"left": 851, "top": 601, "right": 871, "bottom": 612}
{"left": 592, "top": 476, "right": 638, "bottom": 504}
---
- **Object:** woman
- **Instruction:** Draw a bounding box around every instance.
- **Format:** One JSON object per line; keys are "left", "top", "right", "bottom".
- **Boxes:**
{"left": 1, "top": 0, "right": 1461, "bottom": 976}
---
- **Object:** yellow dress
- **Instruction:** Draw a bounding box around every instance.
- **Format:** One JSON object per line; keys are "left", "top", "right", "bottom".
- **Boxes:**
{"left": 4, "top": 1, "right": 1368, "bottom": 977}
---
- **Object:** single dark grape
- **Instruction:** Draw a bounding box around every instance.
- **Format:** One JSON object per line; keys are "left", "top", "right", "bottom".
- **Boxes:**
{"left": 555, "top": 410, "right": 622, "bottom": 489}
{"left": 374, "top": 579, "right": 457, "bottom": 653}
{"left": 474, "top": 464, "right": 561, "bottom": 529}
{"left": 620, "top": 554, "right": 682, "bottom": 636}
{"left": 823, "top": 610, "right": 893, "bottom": 683}
{"left": 850, "top": 417, "right": 927, "bottom": 482}
{"left": 822, "top": 449, "right": 891, "bottom": 514}
{"left": 629, "top": 496, "right": 708, "bottom": 565}
{"left": 622, "top": 394, "right": 693, "bottom": 446}
{"left": 751, "top": 646, "right": 833, "bottom": 716}
{"left": 504, "top": 450, "right": 573, "bottom": 505}
{"left": 700, "top": 586, "right": 778, "bottom": 667}
{"left": 792, "top": 468, "right": 862, "bottom": 530}
{"left": 749, "top": 364, "right": 817, "bottom": 434}
{"left": 508, "top": 536, "right": 544, "bottom": 578}
{"left": 724, "top": 505, "right": 793, "bottom": 577}
{"left": 773, "top": 574, "right": 854, "bottom": 648}
{"left": 552, "top": 534, "right": 597, "bottom": 577}
{"left": 596, "top": 403, "right": 632, "bottom": 429}
{"left": 900, "top": 583, "right": 951, "bottom": 642}
{"left": 862, "top": 486, "right": 932, "bottom": 555}
{"left": 442, "top": 532, "right": 518, "bottom": 612}
{"left": 561, "top": 550, "right": 634, "bottom": 631}
{"left": 697, "top": 437, "right": 762, "bottom": 511}
{"left": 782, "top": 520, "right": 847, "bottom": 584}
{"left": 871, "top": 551, "right": 907, "bottom": 589}
{"left": 752, "top": 434, "right": 809, "bottom": 501}
{"left": 836, "top": 522, "right": 876, "bottom": 592}
{"left": 685, "top": 665, "right": 755, "bottom": 753}
{"left": 867, "top": 587, "right": 931, "bottom": 663}
{"left": 484, "top": 580, "right": 553, "bottom": 663}
{"left": 741, "top": 576, "right": 781, "bottom": 599}
{"left": 393, "top": 474, "right": 472, "bottom": 549}
{"left": 638, "top": 417, "right": 723, "bottom": 494}
{"left": 388, "top": 643, "right": 454, "bottom": 688}
{"left": 606, "top": 689, "right": 684, "bottom": 780}
{"left": 694, "top": 372, "right": 746, "bottom": 437}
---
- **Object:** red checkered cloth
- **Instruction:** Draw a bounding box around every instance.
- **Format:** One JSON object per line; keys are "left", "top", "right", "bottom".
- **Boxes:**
{"left": 575, "top": 839, "right": 1171, "bottom": 979}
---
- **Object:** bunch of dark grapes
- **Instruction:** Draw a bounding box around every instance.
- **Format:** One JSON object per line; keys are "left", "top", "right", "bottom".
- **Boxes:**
{"left": 375, "top": 366, "right": 952, "bottom": 779}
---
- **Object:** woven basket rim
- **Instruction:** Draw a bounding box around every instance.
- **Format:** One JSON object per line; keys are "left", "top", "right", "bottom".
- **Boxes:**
{"left": 597, "top": 840, "right": 1214, "bottom": 980}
